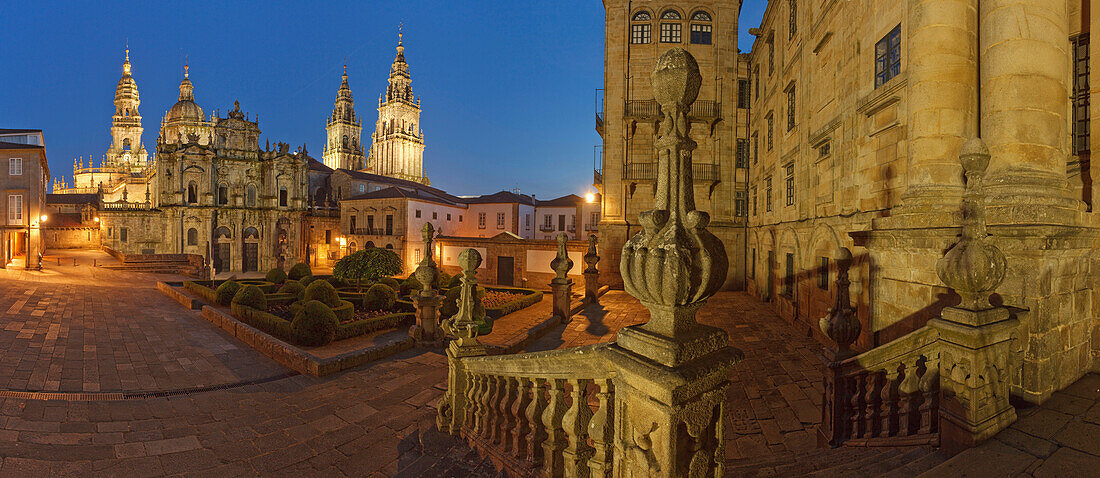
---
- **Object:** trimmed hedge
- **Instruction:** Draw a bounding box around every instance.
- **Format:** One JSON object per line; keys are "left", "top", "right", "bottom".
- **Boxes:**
{"left": 265, "top": 268, "right": 288, "bottom": 284}
{"left": 331, "top": 299, "right": 355, "bottom": 323}
{"left": 238, "top": 280, "right": 278, "bottom": 294}
{"left": 303, "top": 280, "right": 342, "bottom": 307}
{"left": 232, "top": 285, "right": 268, "bottom": 311}
{"left": 184, "top": 280, "right": 219, "bottom": 304}
{"left": 484, "top": 286, "right": 544, "bottom": 320}
{"left": 288, "top": 262, "right": 312, "bottom": 281}
{"left": 215, "top": 280, "right": 242, "bottom": 306}
{"left": 231, "top": 303, "right": 293, "bottom": 341}
{"left": 335, "top": 313, "right": 415, "bottom": 341}
{"left": 264, "top": 292, "right": 298, "bottom": 308}
{"left": 363, "top": 283, "right": 397, "bottom": 311}
{"left": 291, "top": 300, "right": 338, "bottom": 346}
{"left": 394, "top": 297, "right": 415, "bottom": 313}
{"left": 299, "top": 275, "right": 317, "bottom": 287}
{"left": 278, "top": 280, "right": 305, "bottom": 298}
{"left": 377, "top": 277, "right": 400, "bottom": 291}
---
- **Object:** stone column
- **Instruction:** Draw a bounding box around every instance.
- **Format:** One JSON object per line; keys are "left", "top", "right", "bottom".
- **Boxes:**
{"left": 436, "top": 248, "right": 487, "bottom": 435}
{"left": 980, "top": 0, "right": 1080, "bottom": 221}
{"left": 410, "top": 223, "right": 443, "bottom": 346}
{"left": 607, "top": 49, "right": 742, "bottom": 477}
{"left": 582, "top": 234, "right": 600, "bottom": 305}
{"left": 550, "top": 233, "right": 574, "bottom": 322}
{"left": 896, "top": 0, "right": 978, "bottom": 222}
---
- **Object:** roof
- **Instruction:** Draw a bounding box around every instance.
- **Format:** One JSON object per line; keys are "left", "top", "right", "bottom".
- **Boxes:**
{"left": 335, "top": 168, "right": 459, "bottom": 202}
{"left": 535, "top": 194, "right": 584, "bottom": 207}
{"left": 345, "top": 186, "right": 463, "bottom": 207}
{"left": 47, "top": 193, "right": 99, "bottom": 205}
{"left": 0, "top": 141, "right": 44, "bottom": 150}
{"left": 463, "top": 190, "right": 535, "bottom": 206}
{"left": 308, "top": 157, "right": 333, "bottom": 172}
{"left": 0, "top": 128, "right": 42, "bottom": 134}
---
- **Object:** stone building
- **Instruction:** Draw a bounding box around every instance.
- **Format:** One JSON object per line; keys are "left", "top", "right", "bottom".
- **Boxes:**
{"left": 0, "top": 129, "right": 49, "bottom": 269}
{"left": 742, "top": 0, "right": 1099, "bottom": 404}
{"left": 596, "top": 0, "right": 749, "bottom": 290}
{"left": 367, "top": 34, "right": 428, "bottom": 185}
{"left": 322, "top": 65, "right": 365, "bottom": 171}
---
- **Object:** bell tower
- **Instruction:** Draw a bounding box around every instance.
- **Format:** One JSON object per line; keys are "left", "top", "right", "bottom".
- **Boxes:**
{"left": 369, "top": 32, "right": 428, "bottom": 184}
{"left": 106, "top": 49, "right": 147, "bottom": 169}
{"left": 323, "top": 64, "right": 364, "bottom": 171}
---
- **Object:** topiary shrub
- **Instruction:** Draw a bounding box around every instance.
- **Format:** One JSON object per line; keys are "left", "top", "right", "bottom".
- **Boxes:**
{"left": 438, "top": 272, "right": 452, "bottom": 289}
{"left": 288, "top": 262, "right": 312, "bottom": 281}
{"left": 232, "top": 285, "right": 268, "bottom": 311}
{"left": 215, "top": 280, "right": 242, "bottom": 306}
{"left": 291, "top": 300, "right": 338, "bottom": 346}
{"left": 330, "top": 299, "right": 355, "bottom": 323}
{"left": 265, "top": 268, "right": 288, "bottom": 284}
{"left": 278, "top": 279, "right": 305, "bottom": 298}
{"left": 299, "top": 275, "right": 317, "bottom": 287}
{"left": 400, "top": 276, "right": 422, "bottom": 296}
{"left": 333, "top": 248, "right": 403, "bottom": 290}
{"left": 363, "top": 283, "right": 397, "bottom": 311}
{"left": 302, "top": 279, "right": 342, "bottom": 308}
{"left": 377, "top": 277, "right": 401, "bottom": 292}
{"left": 440, "top": 285, "right": 486, "bottom": 320}
{"left": 446, "top": 273, "right": 463, "bottom": 289}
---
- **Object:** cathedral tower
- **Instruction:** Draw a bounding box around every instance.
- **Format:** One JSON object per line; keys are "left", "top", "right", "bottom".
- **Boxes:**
{"left": 106, "top": 49, "right": 148, "bottom": 169}
{"left": 369, "top": 33, "right": 427, "bottom": 184}
{"left": 161, "top": 65, "right": 213, "bottom": 145}
{"left": 322, "top": 65, "right": 364, "bottom": 171}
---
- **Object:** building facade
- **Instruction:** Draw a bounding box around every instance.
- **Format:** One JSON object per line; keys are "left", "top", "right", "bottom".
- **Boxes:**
{"left": 0, "top": 129, "right": 49, "bottom": 269}
{"left": 597, "top": 0, "right": 749, "bottom": 290}
{"left": 368, "top": 34, "right": 428, "bottom": 185}
{"left": 322, "top": 65, "right": 365, "bottom": 171}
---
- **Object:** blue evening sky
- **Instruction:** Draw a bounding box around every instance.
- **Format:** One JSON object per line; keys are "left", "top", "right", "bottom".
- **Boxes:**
{"left": 0, "top": 1, "right": 766, "bottom": 199}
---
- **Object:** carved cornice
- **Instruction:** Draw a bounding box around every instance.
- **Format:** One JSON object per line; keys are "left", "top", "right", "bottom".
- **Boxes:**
{"left": 856, "top": 73, "right": 907, "bottom": 117}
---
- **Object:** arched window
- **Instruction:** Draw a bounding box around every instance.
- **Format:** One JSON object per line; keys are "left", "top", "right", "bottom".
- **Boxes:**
{"left": 342, "top": 135, "right": 348, "bottom": 147}
{"left": 279, "top": 186, "right": 288, "bottom": 207}
{"left": 187, "top": 181, "right": 198, "bottom": 204}
{"left": 365, "top": 241, "right": 375, "bottom": 248}
{"left": 218, "top": 183, "right": 228, "bottom": 205}
{"left": 246, "top": 185, "right": 256, "bottom": 207}
{"left": 660, "top": 10, "right": 682, "bottom": 43}
{"left": 690, "top": 10, "right": 713, "bottom": 45}
{"left": 123, "top": 138, "right": 131, "bottom": 150}
{"left": 385, "top": 244, "right": 393, "bottom": 249}
{"left": 631, "top": 10, "right": 652, "bottom": 44}
{"left": 348, "top": 242, "right": 357, "bottom": 253}
{"left": 187, "top": 228, "right": 198, "bottom": 246}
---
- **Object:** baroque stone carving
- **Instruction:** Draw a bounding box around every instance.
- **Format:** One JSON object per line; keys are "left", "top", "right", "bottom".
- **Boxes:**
{"left": 550, "top": 232, "right": 573, "bottom": 285}
{"left": 820, "top": 247, "right": 860, "bottom": 353}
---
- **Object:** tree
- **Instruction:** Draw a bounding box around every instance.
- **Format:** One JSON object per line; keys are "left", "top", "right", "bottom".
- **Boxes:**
{"left": 333, "top": 248, "right": 402, "bottom": 291}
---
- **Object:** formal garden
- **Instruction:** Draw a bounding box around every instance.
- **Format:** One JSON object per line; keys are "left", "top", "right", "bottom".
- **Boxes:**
{"left": 181, "top": 248, "right": 543, "bottom": 347}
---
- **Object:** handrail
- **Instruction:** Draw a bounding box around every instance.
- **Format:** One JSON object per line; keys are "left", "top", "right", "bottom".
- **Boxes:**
{"left": 838, "top": 326, "right": 939, "bottom": 375}
{"left": 461, "top": 344, "right": 615, "bottom": 379}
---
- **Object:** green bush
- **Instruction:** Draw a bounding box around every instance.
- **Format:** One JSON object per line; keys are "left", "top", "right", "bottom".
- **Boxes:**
{"left": 441, "top": 285, "right": 486, "bottom": 320}
{"left": 291, "top": 300, "right": 338, "bottom": 346}
{"left": 446, "top": 274, "right": 463, "bottom": 289}
{"left": 333, "top": 249, "right": 403, "bottom": 289}
{"left": 278, "top": 279, "right": 305, "bottom": 298}
{"left": 335, "top": 313, "right": 415, "bottom": 341}
{"left": 363, "top": 283, "right": 397, "bottom": 311}
{"left": 288, "top": 262, "right": 312, "bottom": 281}
{"left": 377, "top": 277, "right": 400, "bottom": 291}
{"left": 231, "top": 303, "right": 292, "bottom": 341}
{"left": 265, "top": 268, "right": 288, "bottom": 284}
{"left": 484, "top": 287, "right": 544, "bottom": 320}
{"left": 184, "top": 281, "right": 218, "bottom": 304}
{"left": 215, "top": 280, "right": 241, "bottom": 306}
{"left": 303, "top": 279, "right": 342, "bottom": 308}
{"left": 238, "top": 280, "right": 278, "bottom": 293}
{"left": 232, "top": 285, "right": 268, "bottom": 311}
{"left": 264, "top": 292, "right": 298, "bottom": 308}
{"left": 400, "top": 276, "right": 421, "bottom": 296}
{"left": 299, "top": 275, "right": 317, "bottom": 288}
{"left": 331, "top": 299, "right": 355, "bottom": 323}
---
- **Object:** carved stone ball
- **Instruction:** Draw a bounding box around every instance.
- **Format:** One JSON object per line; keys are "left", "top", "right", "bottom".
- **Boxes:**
{"left": 959, "top": 138, "right": 991, "bottom": 176}
{"left": 652, "top": 48, "right": 702, "bottom": 111}
{"left": 458, "top": 248, "right": 482, "bottom": 273}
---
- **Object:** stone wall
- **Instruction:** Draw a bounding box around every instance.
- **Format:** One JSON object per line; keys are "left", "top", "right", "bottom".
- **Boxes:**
{"left": 42, "top": 227, "right": 101, "bottom": 249}
{"left": 435, "top": 236, "right": 588, "bottom": 289}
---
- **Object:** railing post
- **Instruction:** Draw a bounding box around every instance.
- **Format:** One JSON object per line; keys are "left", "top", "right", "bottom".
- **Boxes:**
{"left": 609, "top": 48, "right": 742, "bottom": 477}
{"left": 587, "top": 378, "right": 613, "bottom": 478}
{"left": 562, "top": 378, "right": 594, "bottom": 477}
{"left": 541, "top": 378, "right": 567, "bottom": 477}
{"left": 930, "top": 139, "right": 1018, "bottom": 455}
{"left": 818, "top": 247, "right": 861, "bottom": 446}
{"left": 582, "top": 234, "right": 600, "bottom": 305}
{"left": 550, "top": 233, "right": 574, "bottom": 322}
{"left": 436, "top": 249, "right": 488, "bottom": 435}
{"left": 410, "top": 223, "right": 443, "bottom": 346}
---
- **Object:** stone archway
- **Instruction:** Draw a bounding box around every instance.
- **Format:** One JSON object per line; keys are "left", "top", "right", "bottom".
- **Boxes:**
{"left": 243, "top": 227, "right": 260, "bottom": 272}
{"left": 213, "top": 226, "right": 232, "bottom": 272}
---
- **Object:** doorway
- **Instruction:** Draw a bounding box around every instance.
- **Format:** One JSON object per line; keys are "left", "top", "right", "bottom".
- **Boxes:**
{"left": 496, "top": 256, "right": 514, "bottom": 286}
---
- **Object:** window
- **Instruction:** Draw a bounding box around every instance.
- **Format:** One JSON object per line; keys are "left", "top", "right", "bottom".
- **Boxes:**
{"left": 415, "top": 209, "right": 421, "bottom": 218}
{"left": 785, "top": 163, "right": 795, "bottom": 206}
{"left": 591, "top": 211, "right": 599, "bottom": 224}
{"left": 478, "top": 212, "right": 486, "bottom": 228}
{"left": 750, "top": 249, "right": 756, "bottom": 279}
{"left": 765, "top": 177, "right": 773, "bottom": 212}
{"left": 459, "top": 215, "right": 463, "bottom": 222}
{"left": 787, "top": 86, "right": 796, "bottom": 131}
{"left": 754, "top": 68, "right": 760, "bottom": 100}
{"left": 432, "top": 212, "right": 438, "bottom": 220}
{"left": 359, "top": 184, "right": 365, "bottom": 193}
{"left": 385, "top": 215, "right": 394, "bottom": 234}
{"left": 661, "top": 9, "right": 681, "bottom": 19}
{"left": 7, "top": 194, "right": 22, "bottom": 225}
{"left": 768, "top": 37, "right": 775, "bottom": 74}
{"left": 738, "top": 80, "right": 750, "bottom": 109}
{"left": 818, "top": 257, "right": 830, "bottom": 290}
{"left": 660, "top": 22, "right": 682, "bottom": 43}
{"left": 784, "top": 253, "right": 794, "bottom": 297}
{"left": 187, "top": 228, "right": 198, "bottom": 246}
{"left": 367, "top": 215, "right": 374, "bottom": 231}
{"left": 767, "top": 113, "right": 774, "bottom": 150}
{"left": 819, "top": 142, "right": 832, "bottom": 158}
{"left": 752, "top": 133, "right": 759, "bottom": 165}
{"left": 875, "top": 25, "right": 902, "bottom": 88}
{"left": 342, "top": 135, "right": 348, "bottom": 147}
{"left": 690, "top": 24, "right": 712, "bottom": 45}
{"left": 631, "top": 11, "right": 652, "bottom": 44}
{"left": 736, "top": 139, "right": 748, "bottom": 169}
{"left": 751, "top": 186, "right": 758, "bottom": 215}
{"left": 496, "top": 212, "right": 505, "bottom": 228}
{"left": 691, "top": 10, "right": 711, "bottom": 21}
{"left": 120, "top": 227, "right": 128, "bottom": 243}
{"left": 246, "top": 185, "right": 256, "bottom": 206}
{"left": 414, "top": 248, "right": 421, "bottom": 264}
{"left": 789, "top": 0, "right": 797, "bottom": 39}
{"left": 735, "top": 191, "right": 747, "bottom": 217}
{"left": 1072, "top": 34, "right": 1090, "bottom": 155}
{"left": 8, "top": 158, "right": 21, "bottom": 176}
{"left": 543, "top": 214, "right": 553, "bottom": 228}
{"left": 218, "top": 184, "right": 228, "bottom": 205}
{"left": 279, "top": 187, "right": 288, "bottom": 207}
{"left": 187, "top": 182, "right": 198, "bottom": 204}
{"left": 525, "top": 214, "right": 531, "bottom": 229}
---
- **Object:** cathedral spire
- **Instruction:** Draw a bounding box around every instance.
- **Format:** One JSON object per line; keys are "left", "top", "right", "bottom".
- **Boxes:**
{"left": 179, "top": 64, "right": 194, "bottom": 101}
{"left": 323, "top": 63, "right": 363, "bottom": 171}
{"left": 123, "top": 48, "right": 131, "bottom": 75}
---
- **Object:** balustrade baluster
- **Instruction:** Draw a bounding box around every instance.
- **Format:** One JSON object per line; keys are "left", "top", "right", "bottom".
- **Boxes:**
{"left": 498, "top": 376, "right": 518, "bottom": 448}
{"left": 526, "top": 378, "right": 549, "bottom": 467}
{"left": 484, "top": 375, "right": 501, "bottom": 440}
{"left": 897, "top": 358, "right": 921, "bottom": 436}
{"left": 512, "top": 377, "right": 534, "bottom": 459}
{"left": 587, "top": 378, "right": 613, "bottom": 478}
{"left": 849, "top": 374, "right": 864, "bottom": 440}
{"left": 562, "top": 378, "right": 594, "bottom": 478}
{"left": 465, "top": 374, "right": 482, "bottom": 435}
{"left": 881, "top": 367, "right": 900, "bottom": 438}
{"left": 863, "top": 372, "right": 881, "bottom": 438}
{"left": 542, "top": 378, "right": 567, "bottom": 476}
{"left": 477, "top": 374, "right": 493, "bottom": 437}
{"left": 918, "top": 357, "right": 939, "bottom": 434}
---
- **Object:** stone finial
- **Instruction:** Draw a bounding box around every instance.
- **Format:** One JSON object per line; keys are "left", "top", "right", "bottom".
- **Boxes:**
{"left": 551, "top": 232, "right": 573, "bottom": 285}
{"left": 621, "top": 48, "right": 728, "bottom": 327}
{"left": 413, "top": 222, "right": 438, "bottom": 297}
{"left": 445, "top": 248, "right": 483, "bottom": 346}
{"left": 935, "top": 138, "right": 1006, "bottom": 311}
{"left": 583, "top": 234, "right": 599, "bottom": 274}
{"left": 819, "top": 248, "right": 860, "bottom": 353}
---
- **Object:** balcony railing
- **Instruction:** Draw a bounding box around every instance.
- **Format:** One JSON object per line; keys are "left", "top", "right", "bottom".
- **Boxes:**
{"left": 584, "top": 223, "right": 598, "bottom": 231}
{"left": 539, "top": 225, "right": 556, "bottom": 232}
{"left": 308, "top": 207, "right": 340, "bottom": 217}
{"left": 353, "top": 227, "right": 401, "bottom": 236}
{"left": 622, "top": 162, "right": 720, "bottom": 182}
{"left": 623, "top": 99, "right": 721, "bottom": 121}
{"left": 100, "top": 201, "right": 154, "bottom": 211}
{"left": 566, "top": 225, "right": 576, "bottom": 232}
{"left": 593, "top": 169, "right": 603, "bottom": 185}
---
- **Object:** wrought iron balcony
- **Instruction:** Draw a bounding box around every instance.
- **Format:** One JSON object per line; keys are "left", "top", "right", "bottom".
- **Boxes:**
{"left": 623, "top": 99, "right": 720, "bottom": 121}
{"left": 593, "top": 169, "right": 603, "bottom": 185}
{"left": 353, "top": 227, "right": 401, "bottom": 236}
{"left": 539, "top": 225, "right": 556, "bottom": 232}
{"left": 622, "top": 162, "right": 720, "bottom": 182}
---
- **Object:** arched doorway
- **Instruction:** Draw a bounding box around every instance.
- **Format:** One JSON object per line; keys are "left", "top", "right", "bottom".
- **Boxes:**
{"left": 213, "top": 226, "right": 232, "bottom": 272}
{"left": 243, "top": 227, "right": 260, "bottom": 272}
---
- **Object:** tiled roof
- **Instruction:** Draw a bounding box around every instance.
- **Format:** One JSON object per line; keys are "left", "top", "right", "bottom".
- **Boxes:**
{"left": 534, "top": 194, "right": 585, "bottom": 207}
{"left": 345, "top": 186, "right": 463, "bottom": 207}
{"left": 47, "top": 193, "right": 99, "bottom": 205}
{"left": 336, "top": 168, "right": 460, "bottom": 202}
{"left": 0, "top": 141, "right": 44, "bottom": 150}
{"left": 463, "top": 190, "right": 535, "bottom": 206}
{"left": 0, "top": 128, "right": 42, "bottom": 134}
{"left": 307, "top": 157, "right": 333, "bottom": 172}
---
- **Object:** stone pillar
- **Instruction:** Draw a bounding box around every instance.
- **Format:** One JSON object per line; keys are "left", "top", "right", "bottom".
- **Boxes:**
{"left": 583, "top": 234, "right": 600, "bottom": 305}
{"left": 409, "top": 223, "right": 443, "bottom": 345}
{"left": 817, "top": 248, "right": 861, "bottom": 447}
{"left": 436, "top": 248, "right": 487, "bottom": 435}
{"left": 930, "top": 139, "right": 1018, "bottom": 455}
{"left": 550, "top": 233, "right": 574, "bottom": 322}
{"left": 896, "top": 0, "right": 978, "bottom": 221}
{"left": 980, "top": 0, "right": 1080, "bottom": 221}
{"left": 607, "top": 49, "right": 742, "bottom": 477}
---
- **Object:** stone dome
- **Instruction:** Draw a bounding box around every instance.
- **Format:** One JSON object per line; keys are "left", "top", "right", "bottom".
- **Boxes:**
{"left": 166, "top": 72, "right": 205, "bottom": 122}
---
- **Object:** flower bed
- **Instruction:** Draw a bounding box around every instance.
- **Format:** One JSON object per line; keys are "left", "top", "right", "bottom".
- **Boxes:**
{"left": 234, "top": 302, "right": 412, "bottom": 346}
{"left": 483, "top": 286, "right": 543, "bottom": 321}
